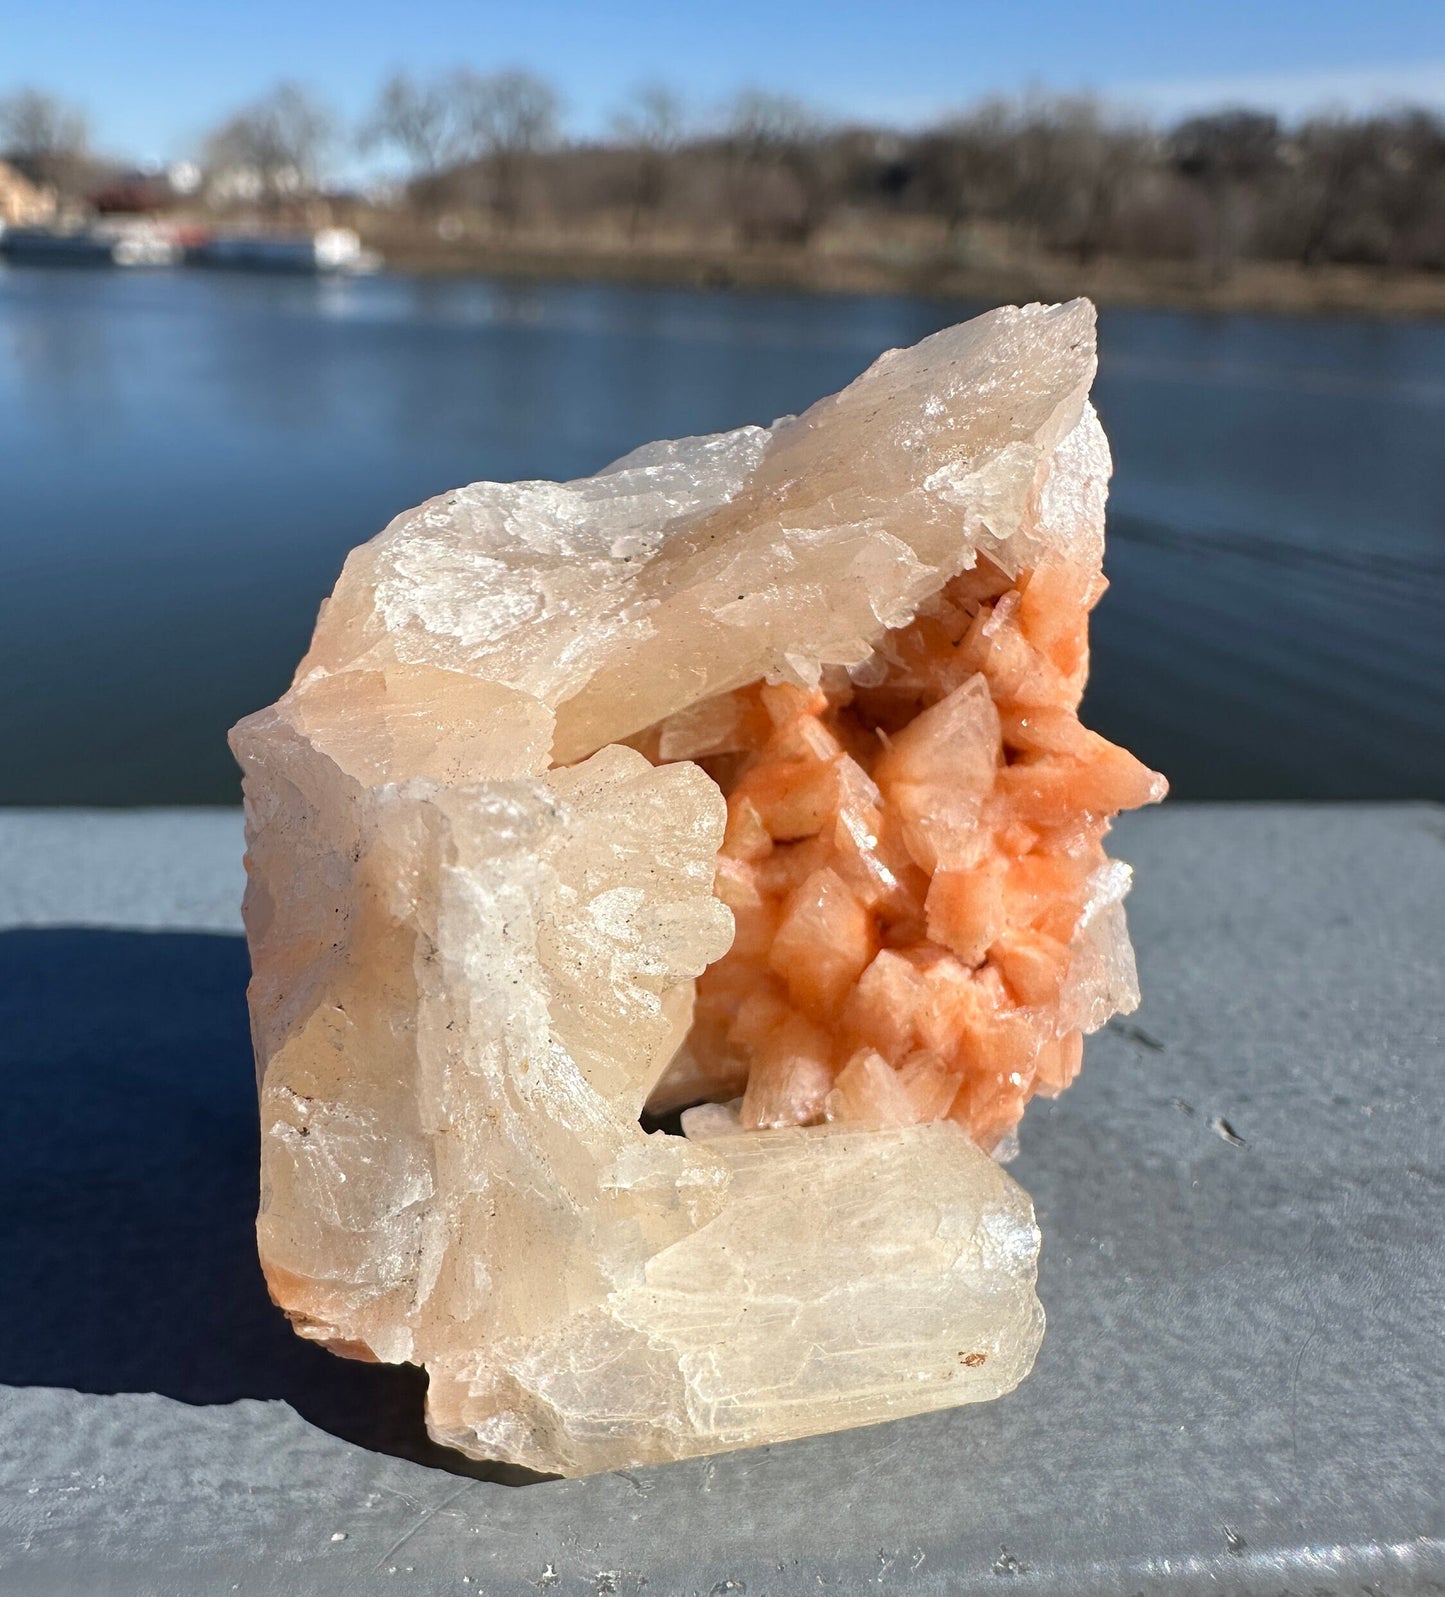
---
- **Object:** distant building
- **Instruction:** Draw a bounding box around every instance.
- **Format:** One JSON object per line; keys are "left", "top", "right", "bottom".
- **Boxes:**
{"left": 0, "top": 159, "right": 56, "bottom": 226}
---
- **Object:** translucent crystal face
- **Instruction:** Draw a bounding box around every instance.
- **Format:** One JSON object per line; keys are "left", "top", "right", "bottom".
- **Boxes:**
{"left": 641, "top": 549, "right": 1164, "bottom": 1150}
{"left": 230, "top": 300, "right": 1162, "bottom": 1476}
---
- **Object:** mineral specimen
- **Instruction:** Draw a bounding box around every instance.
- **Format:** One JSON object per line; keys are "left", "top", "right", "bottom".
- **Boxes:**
{"left": 231, "top": 299, "right": 1164, "bottom": 1477}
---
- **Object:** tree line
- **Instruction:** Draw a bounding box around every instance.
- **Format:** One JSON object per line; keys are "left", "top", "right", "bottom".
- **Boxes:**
{"left": 4, "top": 74, "right": 1445, "bottom": 272}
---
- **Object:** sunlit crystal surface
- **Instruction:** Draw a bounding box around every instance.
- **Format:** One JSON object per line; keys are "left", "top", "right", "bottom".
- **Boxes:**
{"left": 231, "top": 300, "right": 1163, "bottom": 1476}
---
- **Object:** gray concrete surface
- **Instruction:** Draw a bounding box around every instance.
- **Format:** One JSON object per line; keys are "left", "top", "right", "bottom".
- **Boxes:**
{"left": 0, "top": 808, "right": 243, "bottom": 932}
{"left": 0, "top": 804, "right": 1441, "bottom": 1595}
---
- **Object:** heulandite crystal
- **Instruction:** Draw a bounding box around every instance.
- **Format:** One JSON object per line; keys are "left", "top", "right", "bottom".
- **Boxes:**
{"left": 231, "top": 300, "right": 1164, "bottom": 1477}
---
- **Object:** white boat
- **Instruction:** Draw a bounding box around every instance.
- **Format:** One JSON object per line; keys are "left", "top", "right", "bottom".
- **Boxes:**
{"left": 106, "top": 223, "right": 181, "bottom": 267}
{"left": 0, "top": 222, "right": 179, "bottom": 267}
{"left": 187, "top": 228, "right": 380, "bottom": 275}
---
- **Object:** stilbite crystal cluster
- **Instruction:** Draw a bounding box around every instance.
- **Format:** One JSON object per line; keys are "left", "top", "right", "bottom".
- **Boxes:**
{"left": 232, "top": 299, "right": 1164, "bottom": 1477}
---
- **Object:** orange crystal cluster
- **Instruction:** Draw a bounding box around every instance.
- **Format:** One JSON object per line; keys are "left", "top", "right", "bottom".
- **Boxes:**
{"left": 230, "top": 301, "right": 1162, "bottom": 1475}
{"left": 658, "top": 557, "right": 1165, "bottom": 1151}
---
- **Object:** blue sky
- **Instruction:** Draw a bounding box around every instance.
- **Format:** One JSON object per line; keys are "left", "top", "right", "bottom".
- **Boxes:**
{"left": 4, "top": 0, "right": 1445, "bottom": 166}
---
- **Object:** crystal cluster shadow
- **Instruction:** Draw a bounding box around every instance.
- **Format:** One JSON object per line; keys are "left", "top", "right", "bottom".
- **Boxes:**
{"left": 0, "top": 929, "right": 541, "bottom": 1484}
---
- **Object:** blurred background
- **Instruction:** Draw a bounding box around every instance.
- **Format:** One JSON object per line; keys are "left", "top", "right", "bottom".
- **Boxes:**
{"left": 2, "top": 0, "right": 1442, "bottom": 805}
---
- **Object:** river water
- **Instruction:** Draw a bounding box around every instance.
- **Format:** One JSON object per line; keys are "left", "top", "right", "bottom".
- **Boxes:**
{"left": 2, "top": 265, "right": 1441, "bottom": 804}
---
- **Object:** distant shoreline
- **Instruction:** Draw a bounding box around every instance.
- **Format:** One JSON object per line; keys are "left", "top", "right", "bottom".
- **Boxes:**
{"left": 367, "top": 229, "right": 1445, "bottom": 320}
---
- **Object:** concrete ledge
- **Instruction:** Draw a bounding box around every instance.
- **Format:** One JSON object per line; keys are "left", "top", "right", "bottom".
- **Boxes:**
{"left": 0, "top": 804, "right": 1441, "bottom": 1595}
{"left": 0, "top": 808, "right": 243, "bottom": 933}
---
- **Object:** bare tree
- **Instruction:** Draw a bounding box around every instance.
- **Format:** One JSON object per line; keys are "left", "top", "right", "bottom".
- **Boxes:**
{"left": 0, "top": 87, "right": 91, "bottom": 198}
{"left": 915, "top": 98, "right": 1026, "bottom": 237}
{"left": 202, "top": 81, "right": 336, "bottom": 210}
{"left": 362, "top": 71, "right": 462, "bottom": 174}
{"left": 610, "top": 82, "right": 685, "bottom": 235}
{"left": 1290, "top": 115, "right": 1381, "bottom": 265}
{"left": 725, "top": 89, "right": 838, "bottom": 244}
{"left": 1372, "top": 110, "right": 1445, "bottom": 268}
{"left": 1019, "top": 97, "right": 1151, "bottom": 261}
{"left": 454, "top": 68, "right": 560, "bottom": 226}
{"left": 1290, "top": 110, "right": 1445, "bottom": 268}
{"left": 1169, "top": 110, "right": 1280, "bottom": 274}
{"left": 727, "top": 90, "right": 818, "bottom": 158}
{"left": 361, "top": 69, "right": 483, "bottom": 214}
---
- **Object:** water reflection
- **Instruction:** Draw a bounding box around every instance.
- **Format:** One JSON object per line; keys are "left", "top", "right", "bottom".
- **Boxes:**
{"left": 1, "top": 263, "right": 1441, "bottom": 804}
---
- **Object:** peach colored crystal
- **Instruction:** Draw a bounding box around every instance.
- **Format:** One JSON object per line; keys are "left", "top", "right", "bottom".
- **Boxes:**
{"left": 230, "top": 300, "right": 1164, "bottom": 1477}
{"left": 644, "top": 554, "right": 1163, "bottom": 1154}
